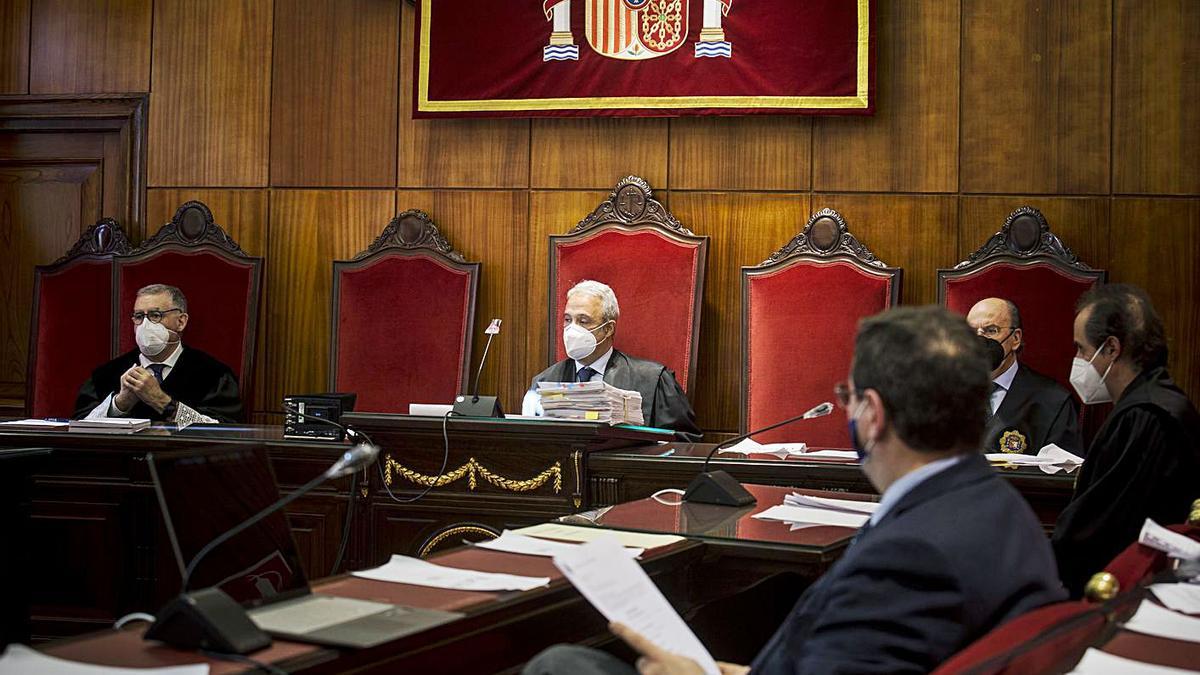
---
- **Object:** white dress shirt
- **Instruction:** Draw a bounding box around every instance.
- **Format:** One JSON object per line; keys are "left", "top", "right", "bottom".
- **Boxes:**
{"left": 990, "top": 359, "right": 1019, "bottom": 416}
{"left": 87, "top": 345, "right": 185, "bottom": 419}
{"left": 520, "top": 347, "right": 614, "bottom": 416}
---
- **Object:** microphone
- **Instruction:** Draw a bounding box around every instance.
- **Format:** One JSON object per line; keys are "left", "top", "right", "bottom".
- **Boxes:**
{"left": 144, "top": 443, "right": 381, "bottom": 653}
{"left": 453, "top": 318, "right": 505, "bottom": 418}
{"left": 683, "top": 402, "right": 835, "bottom": 507}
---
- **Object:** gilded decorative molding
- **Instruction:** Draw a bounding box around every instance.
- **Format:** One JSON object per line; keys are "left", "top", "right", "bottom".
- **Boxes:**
{"left": 571, "top": 450, "right": 583, "bottom": 508}
{"left": 571, "top": 175, "right": 692, "bottom": 235}
{"left": 382, "top": 455, "right": 562, "bottom": 494}
{"left": 418, "top": 524, "right": 499, "bottom": 559}
{"left": 356, "top": 209, "right": 465, "bottom": 262}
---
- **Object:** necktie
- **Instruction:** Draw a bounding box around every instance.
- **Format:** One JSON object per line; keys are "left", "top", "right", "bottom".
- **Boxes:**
{"left": 986, "top": 382, "right": 1003, "bottom": 419}
{"left": 576, "top": 366, "right": 597, "bottom": 382}
{"left": 148, "top": 363, "right": 167, "bottom": 385}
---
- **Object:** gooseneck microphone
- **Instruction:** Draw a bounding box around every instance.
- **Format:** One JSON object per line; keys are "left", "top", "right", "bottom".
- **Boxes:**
{"left": 453, "top": 318, "right": 505, "bottom": 417}
{"left": 684, "top": 401, "right": 835, "bottom": 507}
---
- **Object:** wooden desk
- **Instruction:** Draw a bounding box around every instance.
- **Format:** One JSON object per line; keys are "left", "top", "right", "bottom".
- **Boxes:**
{"left": 588, "top": 443, "right": 1076, "bottom": 528}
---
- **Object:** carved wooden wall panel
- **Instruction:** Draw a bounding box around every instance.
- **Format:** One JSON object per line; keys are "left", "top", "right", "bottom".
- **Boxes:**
{"left": 0, "top": 0, "right": 30, "bottom": 94}
{"left": 672, "top": 117, "right": 811, "bottom": 191}
{"left": 30, "top": 0, "right": 151, "bottom": 94}
{"left": 531, "top": 118, "right": 668, "bottom": 189}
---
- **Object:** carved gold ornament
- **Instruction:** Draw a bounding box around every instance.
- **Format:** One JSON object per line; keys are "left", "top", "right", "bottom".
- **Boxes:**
{"left": 382, "top": 455, "right": 562, "bottom": 494}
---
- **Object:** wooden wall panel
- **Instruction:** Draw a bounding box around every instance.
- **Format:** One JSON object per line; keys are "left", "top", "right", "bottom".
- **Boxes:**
{"left": 813, "top": 0, "right": 959, "bottom": 193}
{"left": 271, "top": 0, "right": 398, "bottom": 187}
{"left": 1109, "top": 199, "right": 1200, "bottom": 399}
{"left": 667, "top": 192, "right": 812, "bottom": 434}
{"left": 397, "top": 1, "right": 528, "bottom": 188}
{"left": 813, "top": 194, "right": 959, "bottom": 306}
{"left": 0, "top": 0, "right": 30, "bottom": 93}
{"left": 1113, "top": 0, "right": 1200, "bottom": 195}
{"left": 530, "top": 119, "right": 667, "bottom": 189}
{"left": 670, "top": 117, "right": 810, "bottom": 191}
{"left": 397, "top": 190, "right": 530, "bottom": 411}
{"left": 29, "top": 0, "right": 150, "bottom": 94}
{"left": 958, "top": 197, "right": 1111, "bottom": 271}
{"left": 961, "top": 0, "right": 1111, "bottom": 195}
{"left": 148, "top": 0, "right": 272, "bottom": 187}
{"left": 265, "top": 190, "right": 395, "bottom": 411}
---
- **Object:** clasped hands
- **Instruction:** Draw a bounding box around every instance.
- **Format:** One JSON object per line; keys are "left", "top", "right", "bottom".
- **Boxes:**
{"left": 114, "top": 365, "right": 171, "bottom": 413}
{"left": 610, "top": 622, "right": 749, "bottom": 675}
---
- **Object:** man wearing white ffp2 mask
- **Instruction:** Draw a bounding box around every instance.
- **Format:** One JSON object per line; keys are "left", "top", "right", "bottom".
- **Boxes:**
{"left": 73, "top": 283, "right": 242, "bottom": 423}
{"left": 1052, "top": 284, "right": 1200, "bottom": 597}
{"left": 521, "top": 279, "right": 700, "bottom": 441}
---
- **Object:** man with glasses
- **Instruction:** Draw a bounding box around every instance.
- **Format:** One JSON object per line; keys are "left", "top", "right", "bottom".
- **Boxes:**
{"left": 74, "top": 283, "right": 241, "bottom": 422}
{"left": 525, "top": 307, "right": 1064, "bottom": 675}
{"left": 966, "top": 297, "right": 1082, "bottom": 456}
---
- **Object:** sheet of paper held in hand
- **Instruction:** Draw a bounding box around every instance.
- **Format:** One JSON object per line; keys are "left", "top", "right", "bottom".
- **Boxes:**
{"left": 553, "top": 536, "right": 720, "bottom": 675}
{"left": 0, "top": 643, "right": 209, "bottom": 674}
{"left": 475, "top": 530, "right": 644, "bottom": 559}
{"left": 351, "top": 555, "right": 548, "bottom": 592}
{"left": 512, "top": 522, "right": 684, "bottom": 549}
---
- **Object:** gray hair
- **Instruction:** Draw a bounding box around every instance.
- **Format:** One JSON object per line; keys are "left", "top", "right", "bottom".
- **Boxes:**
{"left": 136, "top": 283, "right": 188, "bottom": 313}
{"left": 567, "top": 280, "right": 620, "bottom": 323}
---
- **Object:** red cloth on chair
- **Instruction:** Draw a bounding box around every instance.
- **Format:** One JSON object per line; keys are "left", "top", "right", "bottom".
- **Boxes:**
{"left": 115, "top": 249, "right": 258, "bottom": 384}
{"left": 932, "top": 601, "right": 1102, "bottom": 675}
{"left": 30, "top": 259, "right": 113, "bottom": 418}
{"left": 943, "top": 263, "right": 1098, "bottom": 390}
{"left": 553, "top": 229, "right": 702, "bottom": 392}
{"left": 746, "top": 261, "right": 895, "bottom": 446}
{"left": 334, "top": 255, "right": 474, "bottom": 413}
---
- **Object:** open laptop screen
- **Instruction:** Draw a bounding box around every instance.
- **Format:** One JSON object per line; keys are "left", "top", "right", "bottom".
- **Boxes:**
{"left": 149, "top": 446, "right": 310, "bottom": 608}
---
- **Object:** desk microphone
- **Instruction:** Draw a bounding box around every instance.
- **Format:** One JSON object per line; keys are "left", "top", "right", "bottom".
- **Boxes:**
{"left": 144, "top": 443, "right": 380, "bottom": 654}
{"left": 453, "top": 318, "right": 505, "bottom": 418}
{"left": 683, "top": 402, "right": 835, "bottom": 506}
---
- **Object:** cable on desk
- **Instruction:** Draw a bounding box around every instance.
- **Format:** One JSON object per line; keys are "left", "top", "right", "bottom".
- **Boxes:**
{"left": 377, "top": 410, "right": 454, "bottom": 506}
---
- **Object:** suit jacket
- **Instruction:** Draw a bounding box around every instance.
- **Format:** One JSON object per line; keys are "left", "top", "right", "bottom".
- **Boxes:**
{"left": 751, "top": 453, "right": 1066, "bottom": 674}
{"left": 983, "top": 362, "right": 1083, "bottom": 456}
{"left": 73, "top": 347, "right": 242, "bottom": 423}
{"left": 1052, "top": 366, "right": 1200, "bottom": 596}
{"left": 531, "top": 349, "right": 701, "bottom": 441}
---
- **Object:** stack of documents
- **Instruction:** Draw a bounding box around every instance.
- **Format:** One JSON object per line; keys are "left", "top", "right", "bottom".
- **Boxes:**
{"left": 536, "top": 381, "right": 644, "bottom": 425}
{"left": 986, "top": 443, "right": 1084, "bottom": 474}
{"left": 783, "top": 493, "right": 880, "bottom": 516}
{"left": 0, "top": 418, "right": 69, "bottom": 431}
{"left": 718, "top": 437, "right": 807, "bottom": 458}
{"left": 68, "top": 418, "right": 151, "bottom": 434}
{"left": 753, "top": 504, "right": 871, "bottom": 529}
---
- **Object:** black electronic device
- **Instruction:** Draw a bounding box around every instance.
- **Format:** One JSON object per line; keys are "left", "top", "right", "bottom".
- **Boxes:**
{"left": 453, "top": 318, "right": 505, "bottom": 418}
{"left": 283, "top": 393, "right": 357, "bottom": 440}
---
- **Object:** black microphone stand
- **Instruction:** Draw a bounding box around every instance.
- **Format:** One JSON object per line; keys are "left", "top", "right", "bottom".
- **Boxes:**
{"left": 453, "top": 319, "right": 504, "bottom": 417}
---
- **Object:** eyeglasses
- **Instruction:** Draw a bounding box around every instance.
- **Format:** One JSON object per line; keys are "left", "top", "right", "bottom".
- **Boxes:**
{"left": 834, "top": 381, "right": 861, "bottom": 408}
{"left": 131, "top": 308, "right": 182, "bottom": 324}
{"left": 975, "top": 325, "right": 1012, "bottom": 338}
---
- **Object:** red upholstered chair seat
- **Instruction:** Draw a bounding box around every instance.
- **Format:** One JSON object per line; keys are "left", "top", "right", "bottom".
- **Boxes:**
{"left": 743, "top": 208, "right": 900, "bottom": 446}
{"left": 932, "top": 601, "right": 1103, "bottom": 675}
{"left": 331, "top": 211, "right": 479, "bottom": 414}
{"left": 549, "top": 176, "right": 707, "bottom": 393}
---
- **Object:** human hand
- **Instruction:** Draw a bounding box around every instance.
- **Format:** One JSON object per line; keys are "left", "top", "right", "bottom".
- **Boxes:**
{"left": 610, "top": 622, "right": 710, "bottom": 675}
{"left": 113, "top": 365, "right": 140, "bottom": 411}
{"left": 122, "top": 366, "right": 170, "bottom": 412}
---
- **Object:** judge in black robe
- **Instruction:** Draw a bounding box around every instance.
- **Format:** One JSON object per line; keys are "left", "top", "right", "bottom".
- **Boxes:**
{"left": 74, "top": 346, "right": 242, "bottom": 423}
{"left": 1052, "top": 366, "right": 1200, "bottom": 595}
{"left": 982, "top": 363, "right": 1083, "bottom": 456}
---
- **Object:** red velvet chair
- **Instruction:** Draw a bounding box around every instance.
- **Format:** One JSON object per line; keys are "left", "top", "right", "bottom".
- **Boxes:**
{"left": 548, "top": 176, "right": 707, "bottom": 393}
{"left": 331, "top": 211, "right": 479, "bottom": 413}
{"left": 112, "top": 202, "right": 263, "bottom": 409}
{"left": 931, "top": 600, "right": 1106, "bottom": 675}
{"left": 27, "top": 219, "right": 132, "bottom": 418}
{"left": 743, "top": 209, "right": 901, "bottom": 445}
{"left": 939, "top": 207, "right": 1106, "bottom": 391}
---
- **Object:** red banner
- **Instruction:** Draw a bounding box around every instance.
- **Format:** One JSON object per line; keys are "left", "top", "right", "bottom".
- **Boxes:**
{"left": 414, "top": 0, "right": 874, "bottom": 118}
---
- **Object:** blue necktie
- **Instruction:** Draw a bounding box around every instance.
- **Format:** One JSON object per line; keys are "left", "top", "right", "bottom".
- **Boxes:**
{"left": 148, "top": 363, "right": 167, "bottom": 385}
{"left": 577, "top": 366, "right": 597, "bottom": 382}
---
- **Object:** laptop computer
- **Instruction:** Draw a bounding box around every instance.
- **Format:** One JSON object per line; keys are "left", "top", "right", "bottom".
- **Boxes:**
{"left": 147, "top": 446, "right": 462, "bottom": 648}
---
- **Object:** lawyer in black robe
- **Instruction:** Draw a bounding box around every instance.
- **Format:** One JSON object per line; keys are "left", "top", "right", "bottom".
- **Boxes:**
{"left": 1052, "top": 366, "right": 1200, "bottom": 595}
{"left": 530, "top": 349, "right": 701, "bottom": 441}
{"left": 983, "top": 363, "right": 1084, "bottom": 456}
{"left": 74, "top": 347, "right": 242, "bottom": 423}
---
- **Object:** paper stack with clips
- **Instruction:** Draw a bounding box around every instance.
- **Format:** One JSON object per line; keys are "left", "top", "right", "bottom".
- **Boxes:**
{"left": 536, "top": 380, "right": 644, "bottom": 426}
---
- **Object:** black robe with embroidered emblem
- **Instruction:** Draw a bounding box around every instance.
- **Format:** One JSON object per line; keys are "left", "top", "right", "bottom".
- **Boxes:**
{"left": 982, "top": 363, "right": 1083, "bottom": 456}
{"left": 73, "top": 347, "right": 242, "bottom": 423}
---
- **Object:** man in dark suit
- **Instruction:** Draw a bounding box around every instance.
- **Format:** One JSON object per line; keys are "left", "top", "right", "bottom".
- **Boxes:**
{"left": 74, "top": 283, "right": 242, "bottom": 423}
{"left": 521, "top": 280, "right": 700, "bottom": 441}
{"left": 968, "top": 297, "right": 1083, "bottom": 456}
{"left": 524, "top": 307, "right": 1065, "bottom": 675}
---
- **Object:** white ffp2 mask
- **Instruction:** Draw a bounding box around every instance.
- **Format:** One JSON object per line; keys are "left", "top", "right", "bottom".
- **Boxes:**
{"left": 136, "top": 320, "right": 174, "bottom": 357}
{"left": 563, "top": 321, "right": 610, "bottom": 361}
{"left": 1069, "top": 347, "right": 1113, "bottom": 405}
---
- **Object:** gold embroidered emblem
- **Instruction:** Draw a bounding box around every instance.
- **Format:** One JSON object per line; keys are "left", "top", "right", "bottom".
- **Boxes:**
{"left": 1000, "top": 429, "right": 1028, "bottom": 454}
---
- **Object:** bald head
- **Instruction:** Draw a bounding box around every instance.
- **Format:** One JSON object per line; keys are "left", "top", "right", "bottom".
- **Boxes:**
{"left": 966, "top": 298, "right": 1023, "bottom": 378}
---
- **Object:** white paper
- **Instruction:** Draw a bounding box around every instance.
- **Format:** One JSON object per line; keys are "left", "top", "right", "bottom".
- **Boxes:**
{"left": 512, "top": 523, "right": 685, "bottom": 549}
{"left": 1123, "top": 600, "right": 1200, "bottom": 644}
{"left": 475, "top": 530, "right": 644, "bottom": 559}
{"left": 409, "top": 403, "right": 454, "bottom": 416}
{"left": 0, "top": 643, "right": 208, "bottom": 674}
{"left": 1069, "top": 648, "right": 1197, "bottom": 674}
{"left": 351, "top": 554, "right": 548, "bottom": 591}
{"left": 717, "top": 438, "right": 808, "bottom": 459}
{"left": 553, "top": 536, "right": 719, "bottom": 675}
{"left": 1038, "top": 443, "right": 1085, "bottom": 464}
{"left": 0, "top": 419, "right": 69, "bottom": 430}
{"left": 752, "top": 504, "right": 870, "bottom": 528}
{"left": 784, "top": 493, "right": 879, "bottom": 515}
{"left": 1149, "top": 583, "right": 1200, "bottom": 615}
{"left": 1139, "top": 519, "right": 1200, "bottom": 561}
{"left": 791, "top": 449, "right": 860, "bottom": 461}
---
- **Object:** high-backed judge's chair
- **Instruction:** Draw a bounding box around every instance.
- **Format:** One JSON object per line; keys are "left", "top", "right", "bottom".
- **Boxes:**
{"left": 331, "top": 211, "right": 479, "bottom": 413}
{"left": 939, "top": 207, "right": 1106, "bottom": 391}
{"left": 548, "top": 176, "right": 707, "bottom": 393}
{"left": 28, "top": 218, "right": 132, "bottom": 418}
{"left": 742, "top": 209, "right": 901, "bottom": 446}
{"left": 113, "top": 202, "right": 263, "bottom": 407}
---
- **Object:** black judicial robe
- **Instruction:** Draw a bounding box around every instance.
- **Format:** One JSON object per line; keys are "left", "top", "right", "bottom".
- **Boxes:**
{"left": 1052, "top": 366, "right": 1200, "bottom": 596}
{"left": 530, "top": 349, "right": 702, "bottom": 442}
{"left": 73, "top": 347, "right": 243, "bottom": 423}
{"left": 982, "top": 363, "right": 1084, "bottom": 456}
